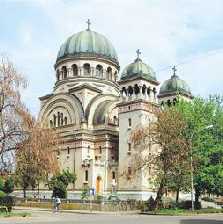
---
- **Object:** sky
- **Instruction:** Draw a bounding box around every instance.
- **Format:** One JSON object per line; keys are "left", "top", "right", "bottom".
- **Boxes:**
{"left": 0, "top": 0, "right": 223, "bottom": 116}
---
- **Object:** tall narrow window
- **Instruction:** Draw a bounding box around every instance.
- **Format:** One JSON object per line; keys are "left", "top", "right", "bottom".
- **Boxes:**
{"left": 62, "top": 66, "right": 67, "bottom": 79}
{"left": 83, "top": 63, "right": 91, "bottom": 76}
{"left": 88, "top": 145, "right": 90, "bottom": 154}
{"left": 57, "top": 112, "right": 60, "bottom": 126}
{"left": 85, "top": 170, "right": 88, "bottom": 182}
{"left": 128, "top": 118, "right": 132, "bottom": 127}
{"left": 64, "top": 117, "right": 67, "bottom": 125}
{"left": 67, "top": 147, "right": 70, "bottom": 155}
{"left": 50, "top": 120, "right": 53, "bottom": 128}
{"left": 128, "top": 167, "right": 132, "bottom": 176}
{"left": 72, "top": 64, "right": 78, "bottom": 76}
{"left": 99, "top": 146, "right": 102, "bottom": 154}
{"left": 96, "top": 65, "right": 103, "bottom": 78}
{"left": 53, "top": 114, "right": 56, "bottom": 127}
{"left": 128, "top": 143, "right": 131, "bottom": 153}
{"left": 112, "top": 171, "right": 116, "bottom": 180}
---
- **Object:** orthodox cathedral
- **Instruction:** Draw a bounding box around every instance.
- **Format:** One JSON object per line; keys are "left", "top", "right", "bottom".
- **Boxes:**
{"left": 38, "top": 21, "right": 192, "bottom": 200}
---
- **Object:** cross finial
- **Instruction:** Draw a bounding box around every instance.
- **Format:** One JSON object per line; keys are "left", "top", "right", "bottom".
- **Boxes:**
{"left": 86, "top": 19, "right": 91, "bottom": 30}
{"left": 136, "top": 49, "right": 141, "bottom": 59}
{"left": 172, "top": 65, "right": 177, "bottom": 76}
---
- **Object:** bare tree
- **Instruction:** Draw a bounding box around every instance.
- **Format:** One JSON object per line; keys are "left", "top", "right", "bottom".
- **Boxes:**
{"left": 15, "top": 116, "right": 59, "bottom": 198}
{"left": 0, "top": 56, "right": 27, "bottom": 170}
{"left": 131, "top": 107, "right": 190, "bottom": 209}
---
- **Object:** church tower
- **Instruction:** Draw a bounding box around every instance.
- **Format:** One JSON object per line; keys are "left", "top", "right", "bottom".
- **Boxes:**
{"left": 117, "top": 51, "right": 159, "bottom": 200}
{"left": 158, "top": 66, "right": 193, "bottom": 106}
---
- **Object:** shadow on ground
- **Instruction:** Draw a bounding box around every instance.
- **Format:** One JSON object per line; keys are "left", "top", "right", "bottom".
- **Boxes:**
{"left": 180, "top": 220, "right": 223, "bottom": 224}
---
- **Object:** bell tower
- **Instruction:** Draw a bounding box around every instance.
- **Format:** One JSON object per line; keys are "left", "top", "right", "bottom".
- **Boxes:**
{"left": 117, "top": 51, "right": 159, "bottom": 200}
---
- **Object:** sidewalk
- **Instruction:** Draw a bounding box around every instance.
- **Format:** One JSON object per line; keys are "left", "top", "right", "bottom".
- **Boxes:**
{"left": 14, "top": 206, "right": 140, "bottom": 215}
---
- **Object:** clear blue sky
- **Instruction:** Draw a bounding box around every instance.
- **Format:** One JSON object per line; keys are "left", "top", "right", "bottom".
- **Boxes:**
{"left": 1, "top": 0, "right": 223, "bottom": 116}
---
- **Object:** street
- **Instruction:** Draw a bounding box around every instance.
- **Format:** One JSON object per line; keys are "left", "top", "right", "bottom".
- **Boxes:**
{"left": 0, "top": 210, "right": 222, "bottom": 224}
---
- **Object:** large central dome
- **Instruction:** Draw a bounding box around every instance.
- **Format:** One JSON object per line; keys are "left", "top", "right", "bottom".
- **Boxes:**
{"left": 56, "top": 29, "right": 118, "bottom": 64}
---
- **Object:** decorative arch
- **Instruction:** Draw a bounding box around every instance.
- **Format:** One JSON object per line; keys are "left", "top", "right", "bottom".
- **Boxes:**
{"left": 85, "top": 94, "right": 119, "bottom": 127}
{"left": 38, "top": 93, "right": 84, "bottom": 128}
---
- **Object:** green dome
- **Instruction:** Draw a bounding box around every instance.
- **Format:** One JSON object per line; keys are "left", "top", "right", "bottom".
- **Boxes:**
{"left": 57, "top": 30, "right": 118, "bottom": 64}
{"left": 159, "top": 74, "right": 192, "bottom": 96}
{"left": 120, "top": 58, "right": 157, "bottom": 82}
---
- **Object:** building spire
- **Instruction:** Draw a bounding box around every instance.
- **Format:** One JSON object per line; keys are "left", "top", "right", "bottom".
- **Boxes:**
{"left": 86, "top": 19, "right": 91, "bottom": 31}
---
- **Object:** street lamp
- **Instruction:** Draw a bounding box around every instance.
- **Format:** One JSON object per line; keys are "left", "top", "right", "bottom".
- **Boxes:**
{"left": 190, "top": 124, "right": 213, "bottom": 211}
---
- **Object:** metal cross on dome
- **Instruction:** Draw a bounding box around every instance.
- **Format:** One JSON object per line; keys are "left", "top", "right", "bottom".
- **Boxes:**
{"left": 136, "top": 49, "right": 141, "bottom": 59}
{"left": 86, "top": 19, "right": 91, "bottom": 30}
{"left": 172, "top": 65, "right": 177, "bottom": 76}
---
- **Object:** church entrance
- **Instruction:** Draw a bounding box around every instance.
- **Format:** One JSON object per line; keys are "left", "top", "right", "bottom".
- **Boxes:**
{"left": 96, "top": 176, "right": 102, "bottom": 194}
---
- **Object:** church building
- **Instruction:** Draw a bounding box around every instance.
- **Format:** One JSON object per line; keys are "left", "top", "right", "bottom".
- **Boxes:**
{"left": 38, "top": 21, "right": 192, "bottom": 200}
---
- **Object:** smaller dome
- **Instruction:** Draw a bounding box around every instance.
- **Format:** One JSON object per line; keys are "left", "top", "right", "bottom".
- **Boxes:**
{"left": 120, "top": 58, "right": 157, "bottom": 82}
{"left": 159, "top": 74, "right": 192, "bottom": 97}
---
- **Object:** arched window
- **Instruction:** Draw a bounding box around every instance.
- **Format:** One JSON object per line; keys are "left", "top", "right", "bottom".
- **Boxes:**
{"left": 167, "top": 100, "right": 171, "bottom": 107}
{"left": 64, "top": 116, "right": 68, "bottom": 125}
{"left": 56, "top": 70, "right": 60, "bottom": 81}
{"left": 62, "top": 66, "right": 67, "bottom": 79}
{"left": 153, "top": 87, "right": 157, "bottom": 96}
{"left": 134, "top": 84, "right": 140, "bottom": 95}
{"left": 142, "top": 85, "right": 146, "bottom": 95}
{"left": 112, "top": 171, "right": 116, "bottom": 180}
{"left": 173, "top": 98, "right": 177, "bottom": 106}
{"left": 83, "top": 63, "right": 91, "bottom": 76}
{"left": 50, "top": 120, "right": 53, "bottom": 128}
{"left": 60, "top": 113, "right": 63, "bottom": 126}
{"left": 96, "top": 65, "right": 103, "bottom": 78}
{"left": 57, "top": 112, "right": 60, "bottom": 126}
{"left": 72, "top": 64, "right": 78, "bottom": 76}
{"left": 127, "top": 86, "right": 133, "bottom": 96}
{"left": 113, "top": 116, "right": 118, "bottom": 125}
{"left": 107, "top": 67, "right": 112, "bottom": 80}
{"left": 147, "top": 87, "right": 151, "bottom": 96}
{"left": 53, "top": 114, "right": 56, "bottom": 127}
{"left": 121, "top": 87, "right": 127, "bottom": 96}
{"left": 114, "top": 71, "right": 117, "bottom": 82}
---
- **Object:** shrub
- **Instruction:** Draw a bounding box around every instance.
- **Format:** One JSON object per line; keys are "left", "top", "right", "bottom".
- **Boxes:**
{"left": 0, "top": 196, "right": 15, "bottom": 212}
{"left": 178, "top": 200, "right": 201, "bottom": 210}
{"left": 3, "top": 177, "right": 14, "bottom": 194}
{"left": 201, "top": 196, "right": 214, "bottom": 202}
{"left": 0, "top": 191, "right": 6, "bottom": 199}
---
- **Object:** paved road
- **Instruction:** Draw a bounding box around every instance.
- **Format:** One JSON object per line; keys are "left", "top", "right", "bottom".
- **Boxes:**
{"left": 0, "top": 210, "right": 222, "bottom": 224}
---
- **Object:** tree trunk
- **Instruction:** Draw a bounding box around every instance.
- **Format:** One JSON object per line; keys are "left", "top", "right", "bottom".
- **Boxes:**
{"left": 154, "top": 178, "right": 165, "bottom": 210}
{"left": 176, "top": 187, "right": 180, "bottom": 204}
{"left": 195, "top": 189, "right": 200, "bottom": 209}
{"left": 23, "top": 187, "right": 26, "bottom": 199}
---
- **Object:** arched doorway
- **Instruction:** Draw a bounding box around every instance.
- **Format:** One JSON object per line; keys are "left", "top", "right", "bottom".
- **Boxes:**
{"left": 96, "top": 176, "right": 102, "bottom": 194}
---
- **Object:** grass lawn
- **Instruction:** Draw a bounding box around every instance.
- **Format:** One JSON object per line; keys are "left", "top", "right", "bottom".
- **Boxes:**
{"left": 142, "top": 208, "right": 223, "bottom": 216}
{"left": 0, "top": 211, "right": 30, "bottom": 218}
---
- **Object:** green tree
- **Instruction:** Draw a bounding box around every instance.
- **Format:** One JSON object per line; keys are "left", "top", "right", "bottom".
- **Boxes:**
{"left": 48, "top": 170, "right": 76, "bottom": 198}
{"left": 175, "top": 96, "right": 223, "bottom": 207}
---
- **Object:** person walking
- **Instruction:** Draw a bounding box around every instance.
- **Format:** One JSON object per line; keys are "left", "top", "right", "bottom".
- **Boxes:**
{"left": 55, "top": 196, "right": 61, "bottom": 213}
